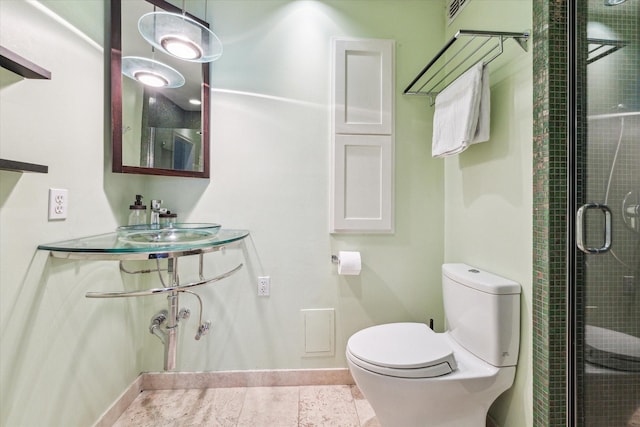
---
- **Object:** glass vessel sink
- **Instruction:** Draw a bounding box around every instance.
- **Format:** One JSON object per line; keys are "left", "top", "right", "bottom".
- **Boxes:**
{"left": 38, "top": 227, "right": 248, "bottom": 260}
{"left": 116, "top": 223, "right": 221, "bottom": 245}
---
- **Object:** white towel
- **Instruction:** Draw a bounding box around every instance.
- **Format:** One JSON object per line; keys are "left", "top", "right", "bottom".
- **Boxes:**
{"left": 431, "top": 62, "right": 490, "bottom": 157}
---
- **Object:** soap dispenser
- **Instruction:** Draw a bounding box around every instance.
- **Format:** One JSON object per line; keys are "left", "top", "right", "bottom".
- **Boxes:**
{"left": 150, "top": 199, "right": 163, "bottom": 226}
{"left": 128, "top": 195, "right": 147, "bottom": 225}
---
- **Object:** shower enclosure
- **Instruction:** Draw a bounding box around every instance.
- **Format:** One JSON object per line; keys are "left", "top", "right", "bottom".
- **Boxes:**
{"left": 571, "top": 0, "right": 640, "bottom": 425}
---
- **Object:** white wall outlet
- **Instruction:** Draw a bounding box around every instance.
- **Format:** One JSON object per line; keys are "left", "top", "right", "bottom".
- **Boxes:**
{"left": 48, "top": 188, "right": 68, "bottom": 220}
{"left": 257, "top": 276, "right": 270, "bottom": 296}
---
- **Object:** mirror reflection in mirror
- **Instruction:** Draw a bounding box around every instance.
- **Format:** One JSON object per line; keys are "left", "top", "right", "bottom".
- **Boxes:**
{"left": 112, "top": 0, "right": 210, "bottom": 178}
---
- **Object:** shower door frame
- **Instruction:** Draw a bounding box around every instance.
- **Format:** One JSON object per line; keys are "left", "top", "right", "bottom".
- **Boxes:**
{"left": 567, "top": 0, "right": 578, "bottom": 423}
{"left": 569, "top": 0, "right": 639, "bottom": 424}
{"left": 568, "top": 0, "right": 587, "bottom": 423}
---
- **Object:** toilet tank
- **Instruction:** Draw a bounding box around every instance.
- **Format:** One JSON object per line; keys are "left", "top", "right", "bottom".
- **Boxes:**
{"left": 442, "top": 263, "right": 521, "bottom": 367}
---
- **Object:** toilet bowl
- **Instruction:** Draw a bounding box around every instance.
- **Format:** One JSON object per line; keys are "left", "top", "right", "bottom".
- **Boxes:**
{"left": 346, "top": 264, "right": 521, "bottom": 427}
{"left": 583, "top": 325, "right": 640, "bottom": 426}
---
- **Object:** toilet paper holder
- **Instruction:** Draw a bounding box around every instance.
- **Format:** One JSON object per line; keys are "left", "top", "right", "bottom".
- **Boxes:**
{"left": 331, "top": 251, "right": 362, "bottom": 276}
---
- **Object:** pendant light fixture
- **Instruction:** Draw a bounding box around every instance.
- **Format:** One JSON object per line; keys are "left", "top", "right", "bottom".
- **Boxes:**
{"left": 137, "top": 1, "right": 222, "bottom": 63}
{"left": 121, "top": 56, "right": 185, "bottom": 88}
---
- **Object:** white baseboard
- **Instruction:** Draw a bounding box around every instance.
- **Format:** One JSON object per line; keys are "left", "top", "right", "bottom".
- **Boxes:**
{"left": 142, "top": 368, "right": 353, "bottom": 390}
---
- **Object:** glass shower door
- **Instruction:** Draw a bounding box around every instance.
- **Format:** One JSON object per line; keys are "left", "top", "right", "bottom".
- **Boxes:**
{"left": 575, "top": 1, "right": 639, "bottom": 426}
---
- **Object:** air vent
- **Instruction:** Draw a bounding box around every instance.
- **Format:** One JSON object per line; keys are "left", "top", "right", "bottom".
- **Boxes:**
{"left": 448, "top": 0, "right": 471, "bottom": 24}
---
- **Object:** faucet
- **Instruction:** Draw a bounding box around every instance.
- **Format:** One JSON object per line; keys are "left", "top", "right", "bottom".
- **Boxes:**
{"left": 149, "top": 310, "right": 168, "bottom": 344}
{"left": 150, "top": 199, "right": 163, "bottom": 225}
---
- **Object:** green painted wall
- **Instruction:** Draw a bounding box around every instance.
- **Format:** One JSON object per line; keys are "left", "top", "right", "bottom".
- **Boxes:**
{"left": 1, "top": 0, "right": 534, "bottom": 425}
{"left": 143, "top": 0, "right": 447, "bottom": 371}
{"left": 0, "top": 1, "right": 145, "bottom": 425}
{"left": 442, "top": 1, "right": 533, "bottom": 427}
{"left": 1, "top": 0, "right": 444, "bottom": 424}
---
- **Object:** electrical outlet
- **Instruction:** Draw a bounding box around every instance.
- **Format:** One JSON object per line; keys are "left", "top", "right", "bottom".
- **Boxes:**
{"left": 258, "top": 276, "right": 270, "bottom": 296}
{"left": 48, "top": 188, "right": 68, "bottom": 220}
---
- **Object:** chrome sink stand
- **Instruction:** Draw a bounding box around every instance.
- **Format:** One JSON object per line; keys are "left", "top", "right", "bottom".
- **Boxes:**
{"left": 164, "top": 259, "right": 179, "bottom": 370}
{"left": 40, "top": 229, "right": 249, "bottom": 371}
{"left": 86, "top": 254, "right": 243, "bottom": 371}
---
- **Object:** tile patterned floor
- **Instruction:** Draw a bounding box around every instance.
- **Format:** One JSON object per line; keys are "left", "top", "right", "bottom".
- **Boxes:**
{"left": 112, "top": 385, "right": 381, "bottom": 427}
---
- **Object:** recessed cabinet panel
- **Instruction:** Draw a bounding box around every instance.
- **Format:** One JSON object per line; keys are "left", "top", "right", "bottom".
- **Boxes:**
{"left": 345, "top": 144, "right": 382, "bottom": 219}
{"left": 345, "top": 52, "right": 382, "bottom": 127}
{"left": 334, "top": 39, "right": 393, "bottom": 135}
{"left": 332, "top": 134, "right": 393, "bottom": 233}
{"left": 331, "top": 38, "right": 395, "bottom": 233}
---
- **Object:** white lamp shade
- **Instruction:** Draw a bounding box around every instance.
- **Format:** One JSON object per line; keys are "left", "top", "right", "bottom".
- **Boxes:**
{"left": 138, "top": 12, "right": 223, "bottom": 63}
{"left": 121, "top": 56, "right": 185, "bottom": 88}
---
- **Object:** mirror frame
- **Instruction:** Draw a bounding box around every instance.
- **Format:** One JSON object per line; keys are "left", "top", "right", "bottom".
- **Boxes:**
{"left": 110, "top": 0, "right": 210, "bottom": 178}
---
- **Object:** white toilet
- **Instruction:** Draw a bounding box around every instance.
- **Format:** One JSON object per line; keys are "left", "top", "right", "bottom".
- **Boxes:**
{"left": 346, "top": 263, "right": 521, "bottom": 427}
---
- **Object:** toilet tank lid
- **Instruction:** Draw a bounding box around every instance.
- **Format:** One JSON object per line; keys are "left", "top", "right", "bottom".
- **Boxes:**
{"left": 443, "top": 264, "right": 521, "bottom": 295}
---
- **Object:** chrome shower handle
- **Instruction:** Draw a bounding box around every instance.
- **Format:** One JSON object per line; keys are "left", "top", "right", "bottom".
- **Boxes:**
{"left": 621, "top": 190, "right": 640, "bottom": 233}
{"left": 576, "top": 203, "right": 612, "bottom": 254}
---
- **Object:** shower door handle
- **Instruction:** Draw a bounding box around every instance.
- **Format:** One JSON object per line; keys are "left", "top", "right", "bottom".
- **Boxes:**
{"left": 576, "top": 203, "right": 612, "bottom": 254}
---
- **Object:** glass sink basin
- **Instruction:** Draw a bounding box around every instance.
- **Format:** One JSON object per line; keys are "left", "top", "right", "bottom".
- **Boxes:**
{"left": 116, "top": 223, "right": 221, "bottom": 245}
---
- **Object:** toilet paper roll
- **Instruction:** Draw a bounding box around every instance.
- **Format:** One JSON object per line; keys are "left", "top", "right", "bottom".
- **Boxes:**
{"left": 337, "top": 251, "right": 361, "bottom": 275}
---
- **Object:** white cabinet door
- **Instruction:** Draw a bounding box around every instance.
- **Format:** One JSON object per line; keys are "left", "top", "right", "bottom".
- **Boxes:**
{"left": 333, "top": 39, "right": 394, "bottom": 135}
{"left": 331, "top": 38, "right": 395, "bottom": 233}
{"left": 331, "top": 134, "right": 394, "bottom": 233}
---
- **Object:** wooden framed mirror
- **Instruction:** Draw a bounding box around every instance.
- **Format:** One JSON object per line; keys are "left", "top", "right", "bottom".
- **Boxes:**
{"left": 111, "top": 0, "right": 210, "bottom": 178}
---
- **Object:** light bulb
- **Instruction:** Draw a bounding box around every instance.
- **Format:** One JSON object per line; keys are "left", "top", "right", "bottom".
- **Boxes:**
{"left": 134, "top": 71, "right": 169, "bottom": 87}
{"left": 122, "top": 57, "right": 185, "bottom": 88}
{"left": 160, "top": 35, "right": 203, "bottom": 60}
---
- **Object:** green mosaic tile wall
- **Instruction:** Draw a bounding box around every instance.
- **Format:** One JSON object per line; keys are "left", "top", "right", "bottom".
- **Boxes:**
{"left": 533, "top": 0, "right": 568, "bottom": 426}
{"left": 534, "top": 0, "right": 640, "bottom": 425}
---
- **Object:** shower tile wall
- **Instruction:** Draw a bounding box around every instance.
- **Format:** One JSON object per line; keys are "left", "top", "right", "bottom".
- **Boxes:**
{"left": 585, "top": 0, "right": 640, "bottom": 339}
{"left": 533, "top": 0, "right": 569, "bottom": 425}
{"left": 582, "top": 1, "right": 640, "bottom": 425}
{"left": 586, "top": 117, "right": 639, "bottom": 335}
{"left": 533, "top": 0, "right": 639, "bottom": 426}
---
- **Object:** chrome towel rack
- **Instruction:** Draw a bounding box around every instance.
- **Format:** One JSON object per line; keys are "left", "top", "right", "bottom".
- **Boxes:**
{"left": 403, "top": 29, "right": 530, "bottom": 103}
{"left": 587, "top": 38, "right": 626, "bottom": 64}
{"left": 85, "top": 262, "right": 244, "bottom": 298}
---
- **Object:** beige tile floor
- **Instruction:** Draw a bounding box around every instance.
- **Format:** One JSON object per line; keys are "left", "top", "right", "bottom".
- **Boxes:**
{"left": 112, "top": 384, "right": 381, "bottom": 427}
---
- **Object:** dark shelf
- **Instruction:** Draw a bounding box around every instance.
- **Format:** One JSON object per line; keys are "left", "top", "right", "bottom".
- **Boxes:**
{"left": 0, "top": 46, "right": 51, "bottom": 80}
{"left": 0, "top": 158, "right": 48, "bottom": 173}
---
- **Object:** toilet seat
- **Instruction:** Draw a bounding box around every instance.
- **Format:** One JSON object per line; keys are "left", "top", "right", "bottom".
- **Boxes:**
{"left": 346, "top": 323, "right": 457, "bottom": 378}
